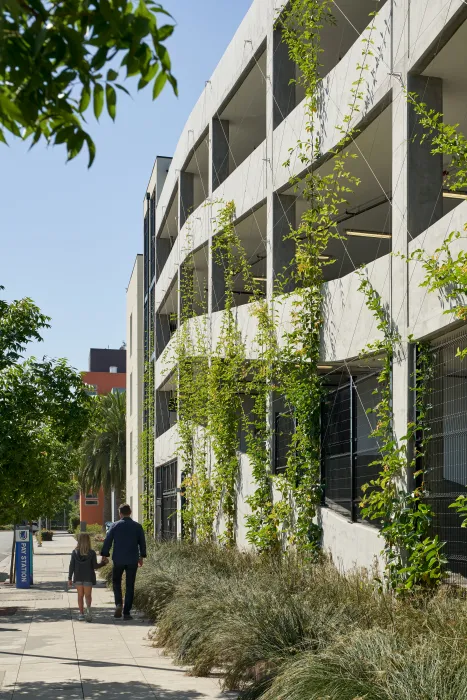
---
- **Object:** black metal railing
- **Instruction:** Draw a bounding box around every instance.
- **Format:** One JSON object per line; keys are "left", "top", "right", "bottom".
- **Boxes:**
{"left": 422, "top": 331, "right": 467, "bottom": 581}
{"left": 321, "top": 373, "right": 380, "bottom": 522}
{"left": 155, "top": 460, "right": 178, "bottom": 541}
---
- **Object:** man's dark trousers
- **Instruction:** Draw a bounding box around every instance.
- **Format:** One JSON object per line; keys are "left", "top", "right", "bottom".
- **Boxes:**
{"left": 112, "top": 564, "right": 138, "bottom": 615}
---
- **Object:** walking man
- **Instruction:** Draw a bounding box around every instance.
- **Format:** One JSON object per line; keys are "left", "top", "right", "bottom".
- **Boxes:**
{"left": 101, "top": 503, "right": 147, "bottom": 620}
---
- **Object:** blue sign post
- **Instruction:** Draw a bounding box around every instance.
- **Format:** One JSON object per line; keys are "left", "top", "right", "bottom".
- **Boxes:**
{"left": 29, "top": 530, "right": 34, "bottom": 585}
{"left": 15, "top": 527, "right": 31, "bottom": 589}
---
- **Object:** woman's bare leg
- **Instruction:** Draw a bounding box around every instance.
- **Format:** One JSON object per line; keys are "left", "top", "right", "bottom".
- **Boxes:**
{"left": 83, "top": 585, "right": 92, "bottom": 609}
{"left": 76, "top": 585, "right": 84, "bottom": 613}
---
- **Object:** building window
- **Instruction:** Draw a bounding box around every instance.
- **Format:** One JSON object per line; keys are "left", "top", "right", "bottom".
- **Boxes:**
{"left": 130, "top": 313, "right": 133, "bottom": 357}
{"left": 130, "top": 431, "right": 133, "bottom": 475}
{"left": 274, "top": 412, "right": 295, "bottom": 473}
{"left": 85, "top": 384, "right": 97, "bottom": 396}
{"left": 111, "top": 387, "right": 125, "bottom": 395}
{"left": 85, "top": 494, "right": 99, "bottom": 506}
{"left": 322, "top": 373, "right": 380, "bottom": 521}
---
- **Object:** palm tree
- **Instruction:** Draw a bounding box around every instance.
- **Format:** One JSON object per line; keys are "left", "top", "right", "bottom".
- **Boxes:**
{"left": 79, "top": 391, "right": 126, "bottom": 520}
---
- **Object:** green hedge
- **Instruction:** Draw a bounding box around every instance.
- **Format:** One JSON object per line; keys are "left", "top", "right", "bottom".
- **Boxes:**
{"left": 40, "top": 530, "right": 53, "bottom": 541}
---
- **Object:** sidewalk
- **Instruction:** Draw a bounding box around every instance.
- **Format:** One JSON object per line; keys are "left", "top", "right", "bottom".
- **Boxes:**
{"left": 0, "top": 533, "right": 233, "bottom": 699}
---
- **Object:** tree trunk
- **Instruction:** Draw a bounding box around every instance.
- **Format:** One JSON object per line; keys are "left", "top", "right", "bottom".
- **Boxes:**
{"left": 103, "top": 489, "right": 112, "bottom": 523}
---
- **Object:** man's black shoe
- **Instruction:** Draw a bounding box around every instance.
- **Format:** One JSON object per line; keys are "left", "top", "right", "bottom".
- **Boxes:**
{"left": 114, "top": 605, "right": 123, "bottom": 618}
{"left": 123, "top": 614, "right": 133, "bottom": 620}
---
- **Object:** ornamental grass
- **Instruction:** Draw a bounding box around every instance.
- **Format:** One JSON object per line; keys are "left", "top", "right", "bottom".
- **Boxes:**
{"left": 99, "top": 541, "right": 467, "bottom": 699}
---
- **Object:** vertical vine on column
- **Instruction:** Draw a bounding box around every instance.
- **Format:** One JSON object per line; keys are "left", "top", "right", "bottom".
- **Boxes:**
{"left": 357, "top": 274, "right": 446, "bottom": 591}
{"left": 271, "top": 0, "right": 378, "bottom": 550}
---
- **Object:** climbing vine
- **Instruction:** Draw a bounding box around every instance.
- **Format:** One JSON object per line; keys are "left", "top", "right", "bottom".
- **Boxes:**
{"left": 357, "top": 274, "right": 446, "bottom": 591}
{"left": 244, "top": 299, "right": 281, "bottom": 553}
{"left": 405, "top": 91, "right": 467, "bottom": 528}
{"left": 170, "top": 236, "right": 214, "bottom": 542}
{"left": 265, "top": 0, "right": 378, "bottom": 550}
{"left": 208, "top": 200, "right": 260, "bottom": 546}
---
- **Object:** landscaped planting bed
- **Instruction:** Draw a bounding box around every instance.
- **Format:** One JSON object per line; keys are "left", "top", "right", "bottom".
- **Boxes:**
{"left": 100, "top": 541, "right": 467, "bottom": 699}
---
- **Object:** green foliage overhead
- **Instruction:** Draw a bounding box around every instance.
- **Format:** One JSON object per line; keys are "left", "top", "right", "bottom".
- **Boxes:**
{"left": 0, "top": 0, "right": 177, "bottom": 165}
{"left": 0, "top": 286, "right": 91, "bottom": 523}
{"left": 79, "top": 390, "right": 126, "bottom": 494}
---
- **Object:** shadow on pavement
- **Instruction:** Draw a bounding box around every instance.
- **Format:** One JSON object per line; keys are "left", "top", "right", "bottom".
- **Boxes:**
{"left": 4, "top": 679, "right": 234, "bottom": 699}
{"left": 0, "top": 650, "right": 186, "bottom": 674}
{"left": 0, "top": 605, "right": 151, "bottom": 625}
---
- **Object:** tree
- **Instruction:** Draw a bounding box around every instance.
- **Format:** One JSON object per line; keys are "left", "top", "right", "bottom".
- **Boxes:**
{"left": 0, "top": 0, "right": 177, "bottom": 165}
{"left": 0, "top": 287, "right": 91, "bottom": 524}
{"left": 79, "top": 391, "right": 126, "bottom": 498}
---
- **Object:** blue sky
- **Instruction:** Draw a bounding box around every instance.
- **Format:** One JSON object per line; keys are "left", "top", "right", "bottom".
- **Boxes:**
{"left": 0, "top": 0, "right": 252, "bottom": 372}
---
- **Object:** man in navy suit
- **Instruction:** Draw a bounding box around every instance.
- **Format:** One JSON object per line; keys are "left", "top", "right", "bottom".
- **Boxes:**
{"left": 101, "top": 503, "right": 147, "bottom": 620}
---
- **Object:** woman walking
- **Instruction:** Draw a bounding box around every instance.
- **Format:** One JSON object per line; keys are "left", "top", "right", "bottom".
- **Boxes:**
{"left": 68, "top": 533, "right": 104, "bottom": 621}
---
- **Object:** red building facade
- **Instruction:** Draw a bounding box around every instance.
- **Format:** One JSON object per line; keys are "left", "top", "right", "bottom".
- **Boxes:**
{"left": 80, "top": 348, "right": 126, "bottom": 527}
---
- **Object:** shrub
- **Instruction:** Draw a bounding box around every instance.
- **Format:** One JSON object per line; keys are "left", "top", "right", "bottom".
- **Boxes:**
{"left": 68, "top": 516, "right": 80, "bottom": 533}
{"left": 96, "top": 540, "right": 467, "bottom": 699}
{"left": 41, "top": 530, "right": 53, "bottom": 541}
{"left": 74, "top": 523, "right": 103, "bottom": 536}
{"left": 263, "top": 627, "right": 467, "bottom": 700}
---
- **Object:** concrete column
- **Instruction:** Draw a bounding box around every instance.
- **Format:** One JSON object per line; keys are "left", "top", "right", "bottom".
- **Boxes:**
{"left": 212, "top": 118, "right": 230, "bottom": 190}
{"left": 273, "top": 193, "right": 296, "bottom": 294}
{"left": 156, "top": 237, "right": 171, "bottom": 278}
{"left": 391, "top": 0, "right": 410, "bottom": 491}
{"left": 155, "top": 391, "right": 170, "bottom": 438}
{"left": 273, "top": 27, "right": 296, "bottom": 129}
{"left": 408, "top": 75, "right": 443, "bottom": 240}
{"left": 155, "top": 313, "right": 171, "bottom": 359}
{"left": 179, "top": 171, "right": 194, "bottom": 229}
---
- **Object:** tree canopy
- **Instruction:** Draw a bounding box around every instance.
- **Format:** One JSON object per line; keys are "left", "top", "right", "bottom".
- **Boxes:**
{"left": 0, "top": 0, "right": 177, "bottom": 165}
{"left": 79, "top": 390, "right": 126, "bottom": 495}
{"left": 0, "top": 287, "right": 91, "bottom": 524}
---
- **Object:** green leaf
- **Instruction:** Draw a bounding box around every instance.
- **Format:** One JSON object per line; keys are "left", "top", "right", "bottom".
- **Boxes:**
{"left": 115, "top": 83, "right": 131, "bottom": 96}
{"left": 167, "top": 73, "right": 178, "bottom": 96}
{"left": 152, "top": 71, "right": 167, "bottom": 99}
{"left": 138, "top": 62, "right": 159, "bottom": 90}
{"left": 107, "top": 69, "right": 119, "bottom": 81}
{"left": 156, "top": 44, "right": 171, "bottom": 71}
{"left": 106, "top": 84, "right": 117, "bottom": 121}
{"left": 84, "top": 134, "right": 96, "bottom": 168}
{"left": 79, "top": 85, "right": 91, "bottom": 113}
{"left": 93, "top": 83, "right": 104, "bottom": 120}
{"left": 157, "top": 24, "right": 175, "bottom": 41}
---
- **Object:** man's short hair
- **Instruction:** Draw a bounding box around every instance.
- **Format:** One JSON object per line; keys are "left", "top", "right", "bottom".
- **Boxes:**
{"left": 119, "top": 503, "right": 132, "bottom": 516}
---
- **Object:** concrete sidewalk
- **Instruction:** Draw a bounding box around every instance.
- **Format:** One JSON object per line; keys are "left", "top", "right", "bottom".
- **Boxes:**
{"left": 0, "top": 533, "right": 233, "bottom": 699}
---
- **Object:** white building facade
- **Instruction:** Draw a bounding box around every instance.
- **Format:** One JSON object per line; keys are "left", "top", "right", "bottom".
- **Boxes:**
{"left": 126, "top": 255, "right": 144, "bottom": 522}
{"left": 129, "top": 0, "right": 467, "bottom": 575}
